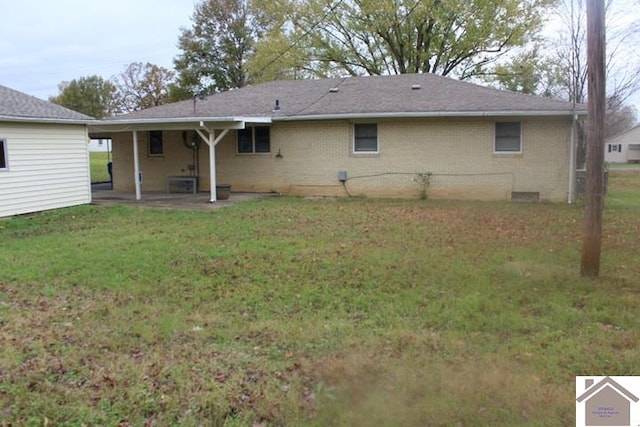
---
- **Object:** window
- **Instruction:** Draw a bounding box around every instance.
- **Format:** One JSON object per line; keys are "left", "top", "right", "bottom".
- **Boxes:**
{"left": 0, "top": 139, "right": 7, "bottom": 170}
{"left": 608, "top": 144, "right": 613, "bottom": 153}
{"left": 148, "top": 130, "right": 163, "bottom": 156}
{"left": 354, "top": 123, "right": 378, "bottom": 153}
{"left": 237, "top": 126, "right": 270, "bottom": 154}
{"left": 495, "top": 122, "right": 522, "bottom": 153}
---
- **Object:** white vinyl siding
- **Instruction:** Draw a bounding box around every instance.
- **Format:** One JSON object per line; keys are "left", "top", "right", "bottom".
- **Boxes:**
{"left": 0, "top": 123, "right": 91, "bottom": 217}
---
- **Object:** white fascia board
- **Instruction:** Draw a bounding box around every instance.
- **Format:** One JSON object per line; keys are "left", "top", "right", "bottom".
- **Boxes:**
{"left": 274, "top": 110, "right": 586, "bottom": 122}
{"left": 88, "top": 116, "right": 272, "bottom": 133}
{"left": 0, "top": 115, "right": 93, "bottom": 125}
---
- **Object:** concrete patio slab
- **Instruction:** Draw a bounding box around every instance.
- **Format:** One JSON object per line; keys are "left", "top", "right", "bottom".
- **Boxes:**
{"left": 91, "top": 187, "right": 273, "bottom": 211}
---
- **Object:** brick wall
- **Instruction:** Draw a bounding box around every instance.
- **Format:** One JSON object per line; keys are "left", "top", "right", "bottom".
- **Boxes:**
{"left": 110, "top": 116, "right": 572, "bottom": 202}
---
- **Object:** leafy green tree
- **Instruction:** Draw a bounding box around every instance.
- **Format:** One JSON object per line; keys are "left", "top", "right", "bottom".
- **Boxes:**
{"left": 173, "top": 0, "right": 262, "bottom": 96}
{"left": 260, "top": 0, "right": 554, "bottom": 79}
{"left": 113, "top": 62, "right": 175, "bottom": 113}
{"left": 49, "top": 76, "right": 116, "bottom": 119}
{"left": 488, "top": 47, "right": 558, "bottom": 96}
{"left": 247, "top": 0, "right": 324, "bottom": 82}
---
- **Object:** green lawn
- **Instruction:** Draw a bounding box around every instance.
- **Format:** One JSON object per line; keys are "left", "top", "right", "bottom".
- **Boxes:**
{"left": 607, "top": 162, "right": 640, "bottom": 171}
{"left": 1, "top": 174, "right": 639, "bottom": 426}
{"left": 90, "top": 151, "right": 111, "bottom": 183}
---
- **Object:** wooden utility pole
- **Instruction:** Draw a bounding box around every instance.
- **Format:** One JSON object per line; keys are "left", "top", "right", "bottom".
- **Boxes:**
{"left": 580, "top": 0, "right": 606, "bottom": 277}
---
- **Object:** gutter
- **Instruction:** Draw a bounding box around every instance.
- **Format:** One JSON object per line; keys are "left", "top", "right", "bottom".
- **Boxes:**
{"left": 86, "top": 110, "right": 587, "bottom": 130}
{"left": 567, "top": 110, "right": 579, "bottom": 204}
{"left": 0, "top": 115, "right": 93, "bottom": 125}
{"left": 92, "top": 116, "right": 272, "bottom": 126}
{"left": 89, "top": 116, "right": 272, "bottom": 133}
{"left": 275, "top": 110, "right": 588, "bottom": 122}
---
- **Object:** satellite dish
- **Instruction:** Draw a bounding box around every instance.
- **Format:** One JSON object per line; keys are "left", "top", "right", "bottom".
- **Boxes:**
{"left": 184, "top": 133, "right": 201, "bottom": 150}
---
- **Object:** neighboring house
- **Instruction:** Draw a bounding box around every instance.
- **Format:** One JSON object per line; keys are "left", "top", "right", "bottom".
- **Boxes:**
{"left": 605, "top": 124, "right": 640, "bottom": 164}
{"left": 89, "top": 74, "right": 585, "bottom": 203}
{"left": 0, "top": 85, "right": 93, "bottom": 217}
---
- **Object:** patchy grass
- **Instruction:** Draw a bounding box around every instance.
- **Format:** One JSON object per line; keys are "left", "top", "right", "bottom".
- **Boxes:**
{"left": 1, "top": 174, "right": 639, "bottom": 426}
{"left": 607, "top": 171, "right": 640, "bottom": 210}
{"left": 90, "top": 151, "right": 111, "bottom": 183}
{"left": 607, "top": 162, "right": 640, "bottom": 171}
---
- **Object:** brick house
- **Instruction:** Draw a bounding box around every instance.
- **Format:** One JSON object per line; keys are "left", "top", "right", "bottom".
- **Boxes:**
{"left": 89, "top": 74, "right": 585, "bottom": 203}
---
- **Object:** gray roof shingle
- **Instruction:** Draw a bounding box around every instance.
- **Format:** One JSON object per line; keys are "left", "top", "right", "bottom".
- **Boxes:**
{"left": 114, "top": 73, "right": 582, "bottom": 122}
{"left": 0, "top": 84, "right": 93, "bottom": 122}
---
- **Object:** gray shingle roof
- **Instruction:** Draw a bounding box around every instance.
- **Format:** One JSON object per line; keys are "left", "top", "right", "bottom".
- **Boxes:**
{"left": 0, "top": 84, "right": 93, "bottom": 122}
{"left": 114, "top": 73, "right": 582, "bottom": 122}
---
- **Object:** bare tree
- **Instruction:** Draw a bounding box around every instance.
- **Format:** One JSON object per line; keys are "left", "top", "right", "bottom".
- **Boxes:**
{"left": 548, "top": 0, "right": 639, "bottom": 165}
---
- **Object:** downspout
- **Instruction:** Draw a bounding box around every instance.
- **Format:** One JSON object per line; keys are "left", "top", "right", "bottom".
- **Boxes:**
{"left": 133, "top": 131, "right": 142, "bottom": 200}
{"left": 85, "top": 127, "right": 92, "bottom": 203}
{"left": 568, "top": 111, "right": 578, "bottom": 204}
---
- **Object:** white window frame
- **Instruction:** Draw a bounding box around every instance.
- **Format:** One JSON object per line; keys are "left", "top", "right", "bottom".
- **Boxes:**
{"left": 494, "top": 122, "right": 522, "bottom": 154}
{"left": 353, "top": 123, "right": 379, "bottom": 154}
{"left": 237, "top": 126, "right": 271, "bottom": 154}
{"left": 0, "top": 138, "right": 7, "bottom": 171}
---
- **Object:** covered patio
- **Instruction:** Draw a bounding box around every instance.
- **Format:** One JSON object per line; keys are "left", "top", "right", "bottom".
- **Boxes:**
{"left": 88, "top": 116, "right": 271, "bottom": 204}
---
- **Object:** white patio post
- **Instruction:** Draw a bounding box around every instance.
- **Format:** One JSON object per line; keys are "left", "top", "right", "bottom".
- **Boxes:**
{"left": 209, "top": 131, "right": 217, "bottom": 203}
{"left": 199, "top": 128, "right": 230, "bottom": 203}
{"left": 196, "top": 125, "right": 229, "bottom": 203}
{"left": 133, "top": 130, "right": 142, "bottom": 200}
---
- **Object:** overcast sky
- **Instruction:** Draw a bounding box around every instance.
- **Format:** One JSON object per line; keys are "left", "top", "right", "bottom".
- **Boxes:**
{"left": 1, "top": 0, "right": 639, "bottom": 111}
{"left": 0, "top": 0, "right": 195, "bottom": 100}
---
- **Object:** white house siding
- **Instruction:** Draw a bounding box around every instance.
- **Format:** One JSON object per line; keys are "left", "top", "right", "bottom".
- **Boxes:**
{"left": 605, "top": 125, "right": 640, "bottom": 163}
{"left": 0, "top": 122, "right": 91, "bottom": 217}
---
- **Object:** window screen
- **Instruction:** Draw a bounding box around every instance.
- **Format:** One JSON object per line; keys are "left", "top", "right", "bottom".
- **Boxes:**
{"left": 495, "top": 122, "right": 521, "bottom": 152}
{"left": 354, "top": 124, "right": 378, "bottom": 152}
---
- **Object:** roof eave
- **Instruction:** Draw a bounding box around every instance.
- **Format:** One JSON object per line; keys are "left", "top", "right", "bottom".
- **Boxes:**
{"left": 0, "top": 115, "right": 94, "bottom": 125}
{"left": 89, "top": 116, "right": 272, "bottom": 133}
{"left": 275, "top": 110, "right": 587, "bottom": 122}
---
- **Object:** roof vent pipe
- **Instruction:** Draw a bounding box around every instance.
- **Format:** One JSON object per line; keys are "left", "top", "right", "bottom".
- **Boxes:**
{"left": 274, "top": 99, "right": 281, "bottom": 111}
